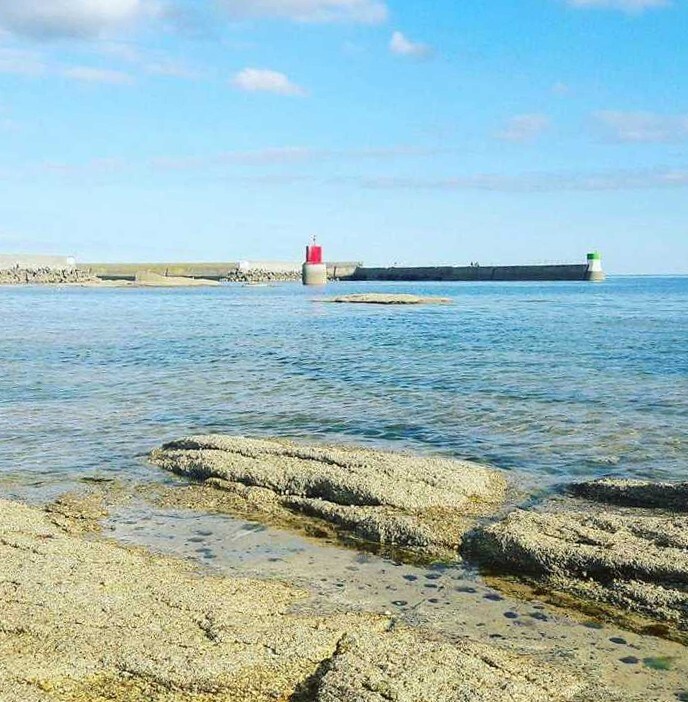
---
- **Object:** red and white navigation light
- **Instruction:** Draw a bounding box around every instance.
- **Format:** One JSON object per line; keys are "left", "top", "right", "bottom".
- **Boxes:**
{"left": 302, "top": 237, "right": 327, "bottom": 286}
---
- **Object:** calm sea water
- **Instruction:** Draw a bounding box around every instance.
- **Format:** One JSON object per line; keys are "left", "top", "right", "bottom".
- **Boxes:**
{"left": 1, "top": 277, "right": 686, "bottom": 496}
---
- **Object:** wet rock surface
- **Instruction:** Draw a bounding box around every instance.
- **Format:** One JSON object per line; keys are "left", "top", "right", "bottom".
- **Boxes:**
{"left": 0, "top": 498, "right": 623, "bottom": 702}
{"left": 44, "top": 491, "right": 110, "bottom": 534}
{"left": 324, "top": 293, "right": 452, "bottom": 305}
{"left": 150, "top": 435, "right": 506, "bottom": 558}
{"left": 465, "top": 479, "right": 688, "bottom": 639}
{"left": 569, "top": 478, "right": 688, "bottom": 512}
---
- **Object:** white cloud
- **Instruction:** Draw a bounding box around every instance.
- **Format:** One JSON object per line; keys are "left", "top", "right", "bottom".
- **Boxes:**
{"left": 593, "top": 111, "right": 688, "bottom": 142}
{"left": 358, "top": 167, "right": 688, "bottom": 192}
{"left": 62, "top": 66, "right": 135, "bottom": 85}
{"left": 551, "top": 81, "right": 571, "bottom": 96}
{"left": 41, "top": 157, "right": 126, "bottom": 174}
{"left": 0, "top": 0, "right": 156, "bottom": 39}
{"left": 0, "top": 102, "right": 19, "bottom": 131}
{"left": 145, "top": 60, "right": 202, "bottom": 79}
{"left": 564, "top": 0, "right": 671, "bottom": 12}
{"left": 11, "top": 148, "right": 688, "bottom": 194}
{"left": 0, "top": 47, "right": 46, "bottom": 75}
{"left": 497, "top": 114, "right": 551, "bottom": 142}
{"left": 98, "top": 42, "right": 143, "bottom": 63}
{"left": 232, "top": 68, "right": 305, "bottom": 96}
{"left": 153, "top": 147, "right": 313, "bottom": 170}
{"left": 218, "top": 0, "right": 388, "bottom": 24}
{"left": 97, "top": 43, "right": 202, "bottom": 79}
{"left": 151, "top": 145, "right": 448, "bottom": 170}
{"left": 389, "top": 31, "right": 432, "bottom": 59}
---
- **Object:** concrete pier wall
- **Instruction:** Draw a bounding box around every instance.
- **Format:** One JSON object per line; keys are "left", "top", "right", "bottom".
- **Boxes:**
{"left": 80, "top": 260, "right": 599, "bottom": 283}
{"left": 347, "top": 264, "right": 593, "bottom": 282}
{"left": 83, "top": 261, "right": 363, "bottom": 281}
{"left": 83, "top": 262, "right": 241, "bottom": 280}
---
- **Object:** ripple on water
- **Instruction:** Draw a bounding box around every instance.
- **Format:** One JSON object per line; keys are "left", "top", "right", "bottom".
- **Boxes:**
{"left": 0, "top": 279, "right": 686, "bottom": 494}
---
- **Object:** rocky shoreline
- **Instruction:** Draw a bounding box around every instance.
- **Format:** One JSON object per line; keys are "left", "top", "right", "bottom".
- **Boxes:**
{"left": 1, "top": 435, "right": 686, "bottom": 700}
{"left": 150, "top": 435, "right": 688, "bottom": 643}
{"left": 0, "top": 497, "right": 628, "bottom": 702}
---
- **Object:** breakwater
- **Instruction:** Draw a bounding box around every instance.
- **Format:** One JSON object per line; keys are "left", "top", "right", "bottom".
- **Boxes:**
{"left": 83, "top": 261, "right": 361, "bottom": 282}
{"left": 0, "top": 267, "right": 96, "bottom": 285}
{"left": 346, "top": 263, "right": 600, "bottom": 283}
{"left": 83, "top": 262, "right": 245, "bottom": 280}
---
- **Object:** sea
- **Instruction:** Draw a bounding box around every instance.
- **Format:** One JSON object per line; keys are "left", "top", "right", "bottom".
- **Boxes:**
{"left": 1, "top": 276, "right": 687, "bottom": 498}
{"left": 3, "top": 275, "right": 688, "bottom": 698}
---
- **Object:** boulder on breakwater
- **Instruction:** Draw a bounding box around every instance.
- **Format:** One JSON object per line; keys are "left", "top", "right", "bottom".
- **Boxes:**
{"left": 149, "top": 435, "right": 506, "bottom": 558}
{"left": 0, "top": 498, "right": 622, "bottom": 702}
{"left": 0, "top": 267, "right": 98, "bottom": 285}
{"left": 463, "top": 478, "right": 688, "bottom": 640}
{"left": 223, "top": 268, "right": 302, "bottom": 283}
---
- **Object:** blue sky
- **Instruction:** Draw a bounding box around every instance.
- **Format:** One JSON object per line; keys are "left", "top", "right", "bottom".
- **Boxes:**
{"left": 1, "top": 0, "right": 687, "bottom": 273}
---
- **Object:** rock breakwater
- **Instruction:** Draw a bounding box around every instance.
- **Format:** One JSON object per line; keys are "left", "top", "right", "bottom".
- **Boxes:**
{"left": 0, "top": 267, "right": 97, "bottom": 285}
{"left": 223, "top": 269, "right": 301, "bottom": 283}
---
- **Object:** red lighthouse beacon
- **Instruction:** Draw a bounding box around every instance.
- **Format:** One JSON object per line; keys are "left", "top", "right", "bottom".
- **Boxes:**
{"left": 302, "top": 236, "right": 327, "bottom": 286}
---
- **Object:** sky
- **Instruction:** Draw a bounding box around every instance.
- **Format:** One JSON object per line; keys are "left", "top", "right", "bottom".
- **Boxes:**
{"left": 1, "top": 0, "right": 687, "bottom": 273}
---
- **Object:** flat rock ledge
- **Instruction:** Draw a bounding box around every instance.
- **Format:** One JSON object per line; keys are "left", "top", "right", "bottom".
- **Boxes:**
{"left": 323, "top": 293, "right": 452, "bottom": 305}
{"left": 150, "top": 435, "right": 506, "bottom": 559}
{"left": 0, "top": 499, "right": 621, "bottom": 702}
{"left": 133, "top": 271, "right": 220, "bottom": 287}
{"left": 464, "top": 478, "right": 688, "bottom": 640}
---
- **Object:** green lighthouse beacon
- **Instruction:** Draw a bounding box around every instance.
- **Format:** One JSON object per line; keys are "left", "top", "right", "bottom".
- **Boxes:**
{"left": 586, "top": 252, "right": 605, "bottom": 282}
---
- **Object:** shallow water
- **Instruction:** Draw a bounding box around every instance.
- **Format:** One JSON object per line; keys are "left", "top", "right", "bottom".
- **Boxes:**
{"left": 1, "top": 276, "right": 686, "bottom": 493}
{"left": 108, "top": 504, "right": 688, "bottom": 699}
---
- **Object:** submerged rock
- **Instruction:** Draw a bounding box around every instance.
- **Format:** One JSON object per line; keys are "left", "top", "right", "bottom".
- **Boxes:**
{"left": 464, "top": 481, "right": 688, "bottom": 638}
{"left": 150, "top": 435, "right": 506, "bottom": 558}
{"left": 134, "top": 271, "right": 220, "bottom": 287}
{"left": 0, "top": 499, "right": 624, "bottom": 702}
{"left": 324, "top": 293, "right": 452, "bottom": 305}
